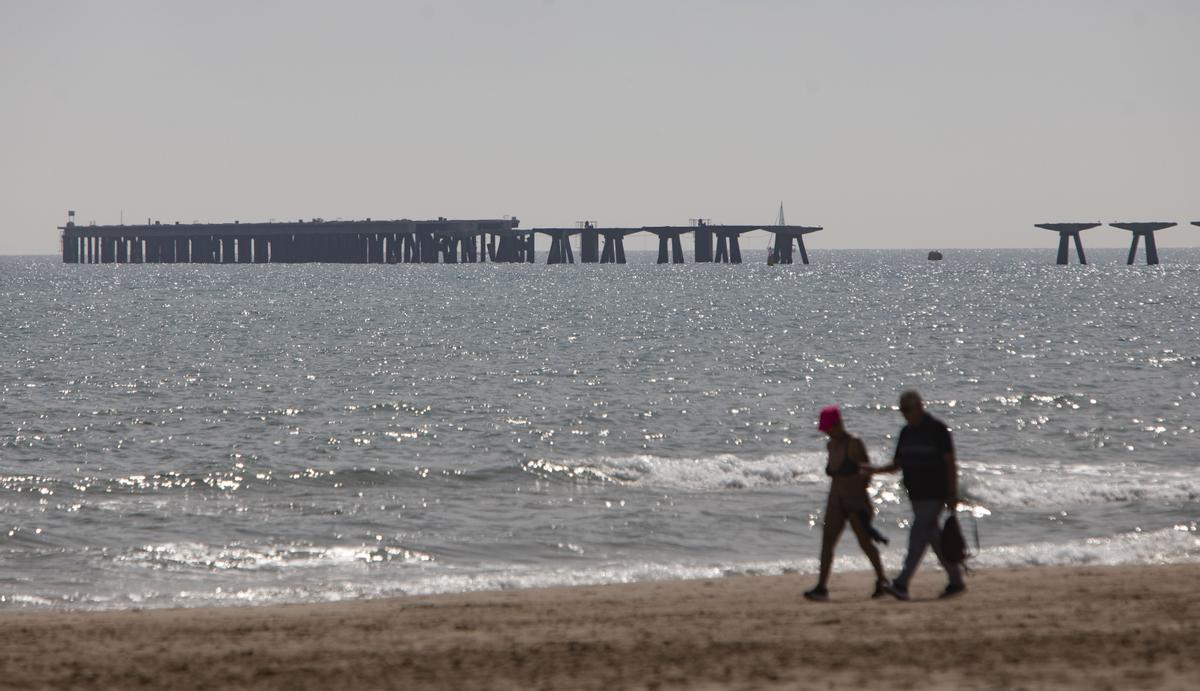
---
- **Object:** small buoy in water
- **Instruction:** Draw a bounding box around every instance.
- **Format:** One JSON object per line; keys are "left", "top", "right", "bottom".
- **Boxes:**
{"left": 927, "top": 251, "right": 944, "bottom": 261}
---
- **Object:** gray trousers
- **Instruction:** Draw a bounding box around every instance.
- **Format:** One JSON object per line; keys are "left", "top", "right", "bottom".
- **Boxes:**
{"left": 896, "top": 499, "right": 963, "bottom": 589}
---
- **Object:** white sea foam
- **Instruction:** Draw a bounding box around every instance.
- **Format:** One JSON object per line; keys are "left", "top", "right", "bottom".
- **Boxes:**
{"left": 115, "top": 541, "right": 434, "bottom": 572}
{"left": 962, "top": 461, "right": 1200, "bottom": 509}
{"left": 522, "top": 453, "right": 1200, "bottom": 514}
{"left": 39, "top": 524, "right": 1196, "bottom": 611}
{"left": 523, "top": 452, "right": 830, "bottom": 490}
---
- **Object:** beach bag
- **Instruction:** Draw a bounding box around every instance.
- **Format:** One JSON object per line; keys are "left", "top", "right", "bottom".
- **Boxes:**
{"left": 940, "top": 514, "right": 969, "bottom": 567}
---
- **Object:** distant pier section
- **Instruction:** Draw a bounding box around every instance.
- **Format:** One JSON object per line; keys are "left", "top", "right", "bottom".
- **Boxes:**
{"left": 59, "top": 213, "right": 823, "bottom": 265}
{"left": 1037, "top": 220, "right": 1188, "bottom": 265}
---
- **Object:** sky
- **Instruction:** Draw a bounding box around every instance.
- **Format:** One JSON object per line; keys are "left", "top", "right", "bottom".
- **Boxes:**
{"left": 2, "top": 0, "right": 1198, "bottom": 255}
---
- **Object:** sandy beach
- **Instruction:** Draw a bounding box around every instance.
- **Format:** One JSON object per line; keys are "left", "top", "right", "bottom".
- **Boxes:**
{"left": 0, "top": 563, "right": 1196, "bottom": 690}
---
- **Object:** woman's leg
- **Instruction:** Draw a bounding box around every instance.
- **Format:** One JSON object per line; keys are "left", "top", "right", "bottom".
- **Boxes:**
{"left": 847, "top": 511, "right": 888, "bottom": 582}
{"left": 817, "top": 496, "right": 847, "bottom": 589}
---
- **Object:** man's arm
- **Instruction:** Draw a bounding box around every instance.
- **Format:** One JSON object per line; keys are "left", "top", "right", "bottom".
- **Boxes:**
{"left": 945, "top": 451, "right": 958, "bottom": 510}
{"left": 864, "top": 454, "right": 898, "bottom": 475}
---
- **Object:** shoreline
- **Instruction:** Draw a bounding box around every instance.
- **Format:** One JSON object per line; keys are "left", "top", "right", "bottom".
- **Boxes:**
{"left": 2, "top": 563, "right": 1197, "bottom": 689}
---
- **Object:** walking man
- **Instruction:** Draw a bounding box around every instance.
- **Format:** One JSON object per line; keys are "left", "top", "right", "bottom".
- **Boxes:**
{"left": 867, "top": 390, "right": 965, "bottom": 599}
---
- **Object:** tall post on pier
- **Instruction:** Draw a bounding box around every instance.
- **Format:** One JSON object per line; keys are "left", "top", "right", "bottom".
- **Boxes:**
{"left": 578, "top": 222, "right": 599, "bottom": 263}
{"left": 691, "top": 219, "right": 713, "bottom": 262}
{"left": 1110, "top": 222, "right": 1176, "bottom": 265}
{"left": 1035, "top": 223, "right": 1099, "bottom": 265}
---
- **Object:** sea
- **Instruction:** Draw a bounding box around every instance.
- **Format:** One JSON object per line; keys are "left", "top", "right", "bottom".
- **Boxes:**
{"left": 2, "top": 248, "right": 1198, "bottom": 611}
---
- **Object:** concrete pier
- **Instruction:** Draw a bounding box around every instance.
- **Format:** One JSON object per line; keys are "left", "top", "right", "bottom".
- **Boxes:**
{"left": 60, "top": 218, "right": 522, "bottom": 265}
{"left": 1110, "top": 222, "right": 1176, "bottom": 265}
{"left": 60, "top": 215, "right": 824, "bottom": 266}
{"left": 1036, "top": 222, "right": 1100, "bottom": 265}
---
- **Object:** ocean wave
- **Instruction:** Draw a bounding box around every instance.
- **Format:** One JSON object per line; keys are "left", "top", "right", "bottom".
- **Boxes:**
{"left": 113, "top": 541, "right": 434, "bottom": 572}
{"left": 521, "top": 452, "right": 828, "bottom": 490}
{"left": 12, "top": 525, "right": 1195, "bottom": 612}
{"left": 962, "top": 462, "right": 1200, "bottom": 508}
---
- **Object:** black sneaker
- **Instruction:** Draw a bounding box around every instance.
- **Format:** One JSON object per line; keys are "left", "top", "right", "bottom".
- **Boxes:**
{"left": 882, "top": 581, "right": 909, "bottom": 601}
{"left": 871, "top": 580, "right": 890, "bottom": 599}
{"left": 803, "top": 585, "right": 829, "bottom": 602}
{"left": 939, "top": 583, "right": 967, "bottom": 599}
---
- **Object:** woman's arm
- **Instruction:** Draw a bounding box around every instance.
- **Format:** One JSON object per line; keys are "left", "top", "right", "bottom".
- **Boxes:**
{"left": 850, "top": 437, "right": 871, "bottom": 467}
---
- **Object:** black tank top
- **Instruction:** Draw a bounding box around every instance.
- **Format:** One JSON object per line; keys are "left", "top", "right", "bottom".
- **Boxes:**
{"left": 832, "top": 442, "right": 858, "bottom": 476}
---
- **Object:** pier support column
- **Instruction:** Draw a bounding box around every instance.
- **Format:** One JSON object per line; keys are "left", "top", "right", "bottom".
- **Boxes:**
{"left": 548, "top": 232, "right": 574, "bottom": 264}
{"left": 418, "top": 232, "right": 439, "bottom": 263}
{"left": 1054, "top": 232, "right": 1087, "bottom": 265}
{"left": 237, "top": 237, "right": 252, "bottom": 263}
{"left": 526, "top": 233, "right": 536, "bottom": 263}
{"left": 1143, "top": 232, "right": 1159, "bottom": 265}
{"left": 713, "top": 233, "right": 729, "bottom": 263}
{"left": 442, "top": 237, "right": 459, "bottom": 263}
{"left": 656, "top": 234, "right": 669, "bottom": 264}
{"left": 772, "top": 233, "right": 793, "bottom": 264}
{"left": 1111, "top": 222, "right": 1175, "bottom": 266}
{"left": 495, "top": 235, "right": 516, "bottom": 262}
{"left": 130, "top": 238, "right": 143, "bottom": 263}
{"left": 599, "top": 232, "right": 626, "bottom": 264}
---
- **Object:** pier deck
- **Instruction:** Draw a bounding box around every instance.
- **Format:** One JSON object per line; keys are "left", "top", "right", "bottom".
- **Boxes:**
{"left": 60, "top": 217, "right": 823, "bottom": 265}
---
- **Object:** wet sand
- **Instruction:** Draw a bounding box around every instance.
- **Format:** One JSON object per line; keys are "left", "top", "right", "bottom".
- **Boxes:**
{"left": 1, "top": 563, "right": 1197, "bottom": 690}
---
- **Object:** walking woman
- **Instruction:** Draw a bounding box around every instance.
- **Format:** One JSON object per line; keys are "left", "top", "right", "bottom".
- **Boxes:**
{"left": 804, "top": 405, "right": 891, "bottom": 601}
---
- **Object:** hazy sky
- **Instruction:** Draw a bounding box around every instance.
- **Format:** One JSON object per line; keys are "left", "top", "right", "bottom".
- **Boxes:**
{"left": 2, "top": 1, "right": 1198, "bottom": 255}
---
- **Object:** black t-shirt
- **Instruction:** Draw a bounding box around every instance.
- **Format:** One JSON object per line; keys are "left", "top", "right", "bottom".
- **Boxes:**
{"left": 893, "top": 413, "right": 955, "bottom": 501}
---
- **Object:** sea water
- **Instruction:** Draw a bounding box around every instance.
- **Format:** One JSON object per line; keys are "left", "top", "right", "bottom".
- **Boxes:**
{"left": 1, "top": 249, "right": 1198, "bottom": 610}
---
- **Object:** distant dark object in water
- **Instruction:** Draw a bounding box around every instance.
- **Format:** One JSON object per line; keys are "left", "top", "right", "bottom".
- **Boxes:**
{"left": 927, "top": 251, "right": 944, "bottom": 261}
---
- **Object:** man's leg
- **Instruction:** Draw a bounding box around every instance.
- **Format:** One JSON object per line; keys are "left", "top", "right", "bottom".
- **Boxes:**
{"left": 928, "top": 519, "right": 965, "bottom": 588}
{"left": 893, "top": 500, "right": 943, "bottom": 591}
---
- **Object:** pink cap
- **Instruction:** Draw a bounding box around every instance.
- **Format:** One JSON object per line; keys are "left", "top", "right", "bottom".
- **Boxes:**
{"left": 817, "top": 405, "right": 842, "bottom": 432}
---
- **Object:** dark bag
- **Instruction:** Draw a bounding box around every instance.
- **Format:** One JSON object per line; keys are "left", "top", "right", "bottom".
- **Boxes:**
{"left": 940, "top": 514, "right": 969, "bottom": 566}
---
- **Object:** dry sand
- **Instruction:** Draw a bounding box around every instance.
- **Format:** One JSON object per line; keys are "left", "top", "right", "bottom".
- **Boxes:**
{"left": 1, "top": 563, "right": 1197, "bottom": 690}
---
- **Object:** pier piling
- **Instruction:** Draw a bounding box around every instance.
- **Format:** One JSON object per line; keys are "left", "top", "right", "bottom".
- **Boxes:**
{"left": 1036, "top": 223, "right": 1099, "bottom": 265}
